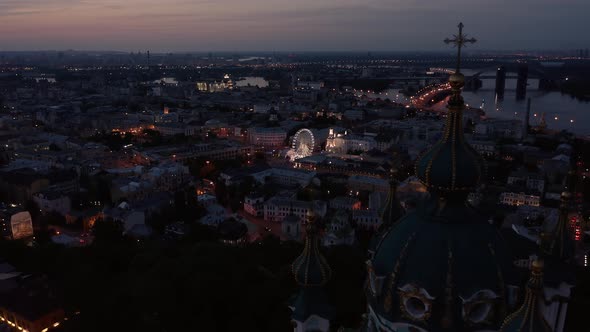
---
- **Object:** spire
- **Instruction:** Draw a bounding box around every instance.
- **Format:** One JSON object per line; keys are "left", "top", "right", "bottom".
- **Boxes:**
{"left": 292, "top": 223, "right": 331, "bottom": 287}
{"left": 415, "top": 23, "right": 484, "bottom": 197}
{"left": 544, "top": 191, "right": 574, "bottom": 261}
{"left": 380, "top": 168, "right": 404, "bottom": 227}
{"left": 290, "top": 222, "right": 334, "bottom": 330}
{"left": 500, "top": 259, "right": 552, "bottom": 332}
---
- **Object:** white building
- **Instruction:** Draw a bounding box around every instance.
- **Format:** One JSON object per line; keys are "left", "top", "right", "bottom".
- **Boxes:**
{"left": 154, "top": 123, "right": 197, "bottom": 136}
{"left": 268, "top": 167, "right": 316, "bottom": 188}
{"left": 243, "top": 194, "right": 265, "bottom": 217}
{"left": 329, "top": 196, "right": 361, "bottom": 211}
{"left": 500, "top": 192, "right": 541, "bottom": 207}
{"left": 281, "top": 214, "right": 302, "bottom": 241}
{"left": 103, "top": 202, "right": 146, "bottom": 234}
{"left": 352, "top": 209, "right": 381, "bottom": 230}
{"left": 507, "top": 171, "right": 545, "bottom": 193}
{"left": 33, "top": 191, "right": 71, "bottom": 216}
{"left": 348, "top": 175, "right": 389, "bottom": 194}
{"left": 469, "top": 139, "right": 497, "bottom": 157}
{"left": 325, "top": 128, "right": 376, "bottom": 154}
{"left": 323, "top": 210, "right": 355, "bottom": 247}
{"left": 263, "top": 197, "right": 327, "bottom": 223}
{"left": 248, "top": 127, "right": 287, "bottom": 149}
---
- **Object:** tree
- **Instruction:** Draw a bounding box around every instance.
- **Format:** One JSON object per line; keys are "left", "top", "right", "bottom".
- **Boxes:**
{"left": 92, "top": 217, "right": 123, "bottom": 243}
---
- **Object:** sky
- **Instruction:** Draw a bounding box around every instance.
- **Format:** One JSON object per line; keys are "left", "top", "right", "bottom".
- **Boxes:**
{"left": 0, "top": 0, "right": 588, "bottom": 52}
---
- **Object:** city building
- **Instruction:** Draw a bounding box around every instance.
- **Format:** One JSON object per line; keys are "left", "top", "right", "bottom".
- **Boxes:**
{"left": 248, "top": 127, "right": 287, "bottom": 149}
{"left": 243, "top": 193, "right": 264, "bottom": 217}
{"left": 1, "top": 209, "right": 33, "bottom": 240}
{"left": 323, "top": 210, "right": 355, "bottom": 247}
{"left": 281, "top": 211, "right": 302, "bottom": 241}
{"left": 263, "top": 197, "right": 326, "bottom": 223}
{"left": 325, "top": 128, "right": 376, "bottom": 154}
{"left": 33, "top": 191, "right": 71, "bottom": 216}
{"left": 500, "top": 192, "right": 541, "bottom": 207}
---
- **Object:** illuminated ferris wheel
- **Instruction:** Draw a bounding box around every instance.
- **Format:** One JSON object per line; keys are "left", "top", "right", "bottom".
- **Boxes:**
{"left": 291, "top": 128, "right": 315, "bottom": 160}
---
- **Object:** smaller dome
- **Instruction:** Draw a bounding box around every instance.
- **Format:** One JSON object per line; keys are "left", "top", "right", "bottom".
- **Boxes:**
{"left": 500, "top": 260, "right": 552, "bottom": 332}
{"left": 292, "top": 223, "right": 331, "bottom": 286}
{"left": 415, "top": 71, "right": 485, "bottom": 194}
{"left": 543, "top": 191, "right": 575, "bottom": 261}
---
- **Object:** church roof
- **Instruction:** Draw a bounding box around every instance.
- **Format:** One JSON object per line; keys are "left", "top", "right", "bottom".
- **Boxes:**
{"left": 414, "top": 79, "right": 485, "bottom": 194}
{"left": 500, "top": 260, "right": 552, "bottom": 332}
{"left": 368, "top": 199, "right": 513, "bottom": 330}
{"left": 291, "top": 223, "right": 331, "bottom": 287}
{"left": 543, "top": 191, "right": 575, "bottom": 261}
{"left": 290, "top": 222, "right": 334, "bottom": 324}
{"left": 368, "top": 23, "right": 513, "bottom": 331}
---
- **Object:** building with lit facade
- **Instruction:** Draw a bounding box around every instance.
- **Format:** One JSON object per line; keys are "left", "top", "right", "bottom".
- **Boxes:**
{"left": 1, "top": 209, "right": 33, "bottom": 240}
{"left": 325, "top": 128, "right": 376, "bottom": 154}
{"left": 500, "top": 192, "right": 541, "bottom": 207}
{"left": 248, "top": 127, "right": 287, "bottom": 149}
{"left": 263, "top": 197, "right": 326, "bottom": 223}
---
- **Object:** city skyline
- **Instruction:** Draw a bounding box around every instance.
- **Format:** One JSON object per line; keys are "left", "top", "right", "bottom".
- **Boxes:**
{"left": 0, "top": 0, "right": 589, "bottom": 52}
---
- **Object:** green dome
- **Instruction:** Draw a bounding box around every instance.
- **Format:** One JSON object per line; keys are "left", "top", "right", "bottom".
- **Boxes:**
{"left": 500, "top": 260, "right": 552, "bottom": 332}
{"left": 415, "top": 75, "right": 485, "bottom": 194}
{"left": 368, "top": 197, "right": 513, "bottom": 331}
{"left": 542, "top": 191, "right": 575, "bottom": 261}
{"left": 292, "top": 224, "right": 331, "bottom": 287}
{"left": 367, "top": 24, "right": 512, "bottom": 332}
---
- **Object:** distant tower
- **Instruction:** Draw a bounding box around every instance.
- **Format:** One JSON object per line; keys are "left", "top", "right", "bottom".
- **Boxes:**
{"left": 539, "top": 112, "right": 548, "bottom": 130}
{"left": 524, "top": 97, "right": 531, "bottom": 139}
{"left": 290, "top": 222, "right": 333, "bottom": 332}
{"left": 147, "top": 50, "right": 150, "bottom": 68}
{"left": 516, "top": 64, "right": 529, "bottom": 100}
{"left": 495, "top": 65, "right": 506, "bottom": 100}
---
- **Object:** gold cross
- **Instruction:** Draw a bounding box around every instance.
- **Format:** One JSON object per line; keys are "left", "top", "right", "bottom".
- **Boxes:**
{"left": 444, "top": 22, "right": 477, "bottom": 73}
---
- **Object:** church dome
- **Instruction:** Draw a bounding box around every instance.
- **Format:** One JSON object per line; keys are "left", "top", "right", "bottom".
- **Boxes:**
{"left": 500, "top": 260, "right": 552, "bottom": 332}
{"left": 366, "top": 23, "right": 513, "bottom": 332}
{"left": 368, "top": 197, "right": 512, "bottom": 331}
{"left": 292, "top": 223, "right": 332, "bottom": 287}
{"left": 414, "top": 74, "right": 485, "bottom": 194}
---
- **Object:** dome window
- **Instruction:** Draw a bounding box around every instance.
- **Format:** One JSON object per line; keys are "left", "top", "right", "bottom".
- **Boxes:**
{"left": 406, "top": 297, "right": 427, "bottom": 317}
{"left": 398, "top": 284, "right": 435, "bottom": 322}
{"left": 460, "top": 289, "right": 499, "bottom": 325}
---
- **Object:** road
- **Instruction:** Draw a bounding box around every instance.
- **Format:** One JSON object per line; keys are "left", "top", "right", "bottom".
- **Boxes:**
{"left": 228, "top": 208, "right": 284, "bottom": 239}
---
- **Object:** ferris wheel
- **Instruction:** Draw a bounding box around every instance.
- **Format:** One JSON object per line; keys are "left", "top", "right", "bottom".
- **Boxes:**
{"left": 291, "top": 128, "right": 315, "bottom": 160}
